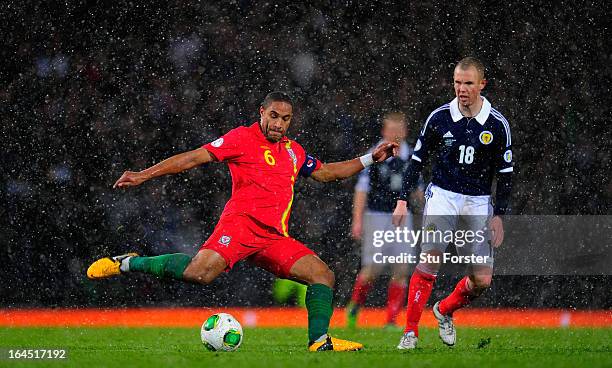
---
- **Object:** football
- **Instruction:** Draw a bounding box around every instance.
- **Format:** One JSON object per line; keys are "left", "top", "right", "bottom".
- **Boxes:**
{"left": 200, "top": 313, "right": 243, "bottom": 352}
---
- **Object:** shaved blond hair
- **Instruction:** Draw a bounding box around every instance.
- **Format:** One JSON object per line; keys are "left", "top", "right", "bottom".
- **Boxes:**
{"left": 456, "top": 57, "right": 486, "bottom": 80}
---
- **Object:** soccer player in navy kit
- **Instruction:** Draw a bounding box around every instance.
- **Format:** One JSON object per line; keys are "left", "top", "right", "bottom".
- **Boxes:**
{"left": 392, "top": 57, "right": 513, "bottom": 349}
{"left": 346, "top": 112, "right": 424, "bottom": 329}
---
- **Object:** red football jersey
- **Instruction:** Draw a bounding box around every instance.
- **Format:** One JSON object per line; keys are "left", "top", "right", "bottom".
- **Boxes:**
{"left": 203, "top": 122, "right": 322, "bottom": 236}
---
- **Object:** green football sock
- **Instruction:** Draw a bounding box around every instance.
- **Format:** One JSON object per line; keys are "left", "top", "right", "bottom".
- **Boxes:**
{"left": 128, "top": 253, "right": 191, "bottom": 280}
{"left": 306, "top": 284, "right": 334, "bottom": 343}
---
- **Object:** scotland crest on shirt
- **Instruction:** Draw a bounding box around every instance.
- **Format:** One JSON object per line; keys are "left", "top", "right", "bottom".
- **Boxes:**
{"left": 479, "top": 131, "right": 493, "bottom": 145}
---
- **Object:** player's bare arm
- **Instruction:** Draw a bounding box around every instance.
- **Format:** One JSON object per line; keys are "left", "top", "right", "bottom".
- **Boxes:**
{"left": 489, "top": 215, "right": 504, "bottom": 248}
{"left": 392, "top": 177, "right": 420, "bottom": 227}
{"left": 351, "top": 190, "right": 367, "bottom": 240}
{"left": 489, "top": 170, "right": 512, "bottom": 247}
{"left": 310, "top": 141, "right": 398, "bottom": 183}
{"left": 392, "top": 189, "right": 425, "bottom": 227}
{"left": 113, "top": 147, "right": 215, "bottom": 188}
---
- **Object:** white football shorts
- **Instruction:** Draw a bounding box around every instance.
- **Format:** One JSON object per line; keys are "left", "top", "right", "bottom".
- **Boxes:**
{"left": 420, "top": 183, "right": 494, "bottom": 267}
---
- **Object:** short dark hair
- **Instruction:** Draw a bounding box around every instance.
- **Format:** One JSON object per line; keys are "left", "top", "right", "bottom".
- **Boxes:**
{"left": 456, "top": 57, "right": 486, "bottom": 79}
{"left": 261, "top": 91, "right": 293, "bottom": 108}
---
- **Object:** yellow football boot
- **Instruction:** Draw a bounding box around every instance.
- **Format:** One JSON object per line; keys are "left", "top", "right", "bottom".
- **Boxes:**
{"left": 308, "top": 335, "right": 363, "bottom": 351}
{"left": 87, "top": 253, "right": 138, "bottom": 279}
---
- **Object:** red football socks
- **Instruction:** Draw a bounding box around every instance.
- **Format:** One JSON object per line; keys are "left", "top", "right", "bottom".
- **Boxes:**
{"left": 438, "top": 276, "right": 476, "bottom": 316}
{"left": 350, "top": 274, "right": 373, "bottom": 305}
{"left": 404, "top": 268, "right": 436, "bottom": 335}
{"left": 386, "top": 281, "right": 407, "bottom": 324}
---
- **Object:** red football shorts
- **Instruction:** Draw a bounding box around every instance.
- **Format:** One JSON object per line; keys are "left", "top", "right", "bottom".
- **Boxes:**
{"left": 200, "top": 214, "right": 316, "bottom": 278}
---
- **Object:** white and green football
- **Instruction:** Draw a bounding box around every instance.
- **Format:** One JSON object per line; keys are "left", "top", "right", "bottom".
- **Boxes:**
{"left": 200, "top": 313, "right": 243, "bottom": 352}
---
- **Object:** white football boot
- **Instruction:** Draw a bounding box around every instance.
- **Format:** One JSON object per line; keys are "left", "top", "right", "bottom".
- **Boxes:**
{"left": 396, "top": 331, "right": 418, "bottom": 350}
{"left": 433, "top": 301, "right": 456, "bottom": 346}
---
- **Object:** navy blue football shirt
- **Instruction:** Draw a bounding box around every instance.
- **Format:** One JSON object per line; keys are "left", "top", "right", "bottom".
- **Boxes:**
{"left": 399, "top": 97, "right": 513, "bottom": 214}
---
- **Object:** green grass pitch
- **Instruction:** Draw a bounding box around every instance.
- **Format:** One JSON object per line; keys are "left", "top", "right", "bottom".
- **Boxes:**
{"left": 0, "top": 327, "right": 610, "bottom": 367}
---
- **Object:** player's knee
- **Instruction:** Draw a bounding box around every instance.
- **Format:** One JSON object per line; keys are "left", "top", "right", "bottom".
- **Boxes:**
{"left": 322, "top": 267, "right": 335, "bottom": 287}
{"left": 182, "top": 250, "right": 226, "bottom": 285}
{"left": 312, "top": 266, "right": 335, "bottom": 288}
{"left": 416, "top": 262, "right": 440, "bottom": 276}
{"left": 183, "top": 266, "right": 218, "bottom": 285}
{"left": 470, "top": 274, "right": 492, "bottom": 292}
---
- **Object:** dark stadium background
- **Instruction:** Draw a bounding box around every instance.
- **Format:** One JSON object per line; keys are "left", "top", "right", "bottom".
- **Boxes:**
{"left": 1, "top": 1, "right": 610, "bottom": 309}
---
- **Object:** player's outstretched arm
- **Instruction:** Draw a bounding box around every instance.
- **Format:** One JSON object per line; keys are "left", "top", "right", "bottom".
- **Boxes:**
{"left": 310, "top": 142, "right": 398, "bottom": 183}
{"left": 113, "top": 147, "right": 214, "bottom": 188}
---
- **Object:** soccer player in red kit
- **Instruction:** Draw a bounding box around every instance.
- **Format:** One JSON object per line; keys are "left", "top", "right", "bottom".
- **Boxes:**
{"left": 87, "top": 91, "right": 398, "bottom": 351}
